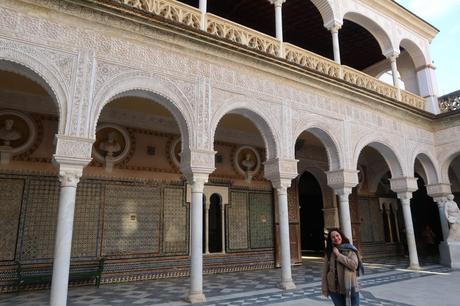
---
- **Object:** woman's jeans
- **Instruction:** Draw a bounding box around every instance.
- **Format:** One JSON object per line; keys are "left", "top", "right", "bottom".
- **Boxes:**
{"left": 329, "top": 291, "right": 360, "bottom": 306}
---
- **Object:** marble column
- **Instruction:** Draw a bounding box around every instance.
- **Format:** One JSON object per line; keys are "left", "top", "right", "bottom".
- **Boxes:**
{"left": 388, "top": 54, "right": 402, "bottom": 100}
{"left": 330, "top": 25, "right": 341, "bottom": 65}
{"left": 188, "top": 175, "right": 207, "bottom": 304}
{"left": 398, "top": 192, "right": 420, "bottom": 269}
{"left": 436, "top": 199, "right": 450, "bottom": 241}
{"left": 204, "top": 203, "right": 209, "bottom": 254}
{"left": 269, "top": 0, "right": 286, "bottom": 57}
{"left": 338, "top": 191, "right": 353, "bottom": 242}
{"left": 199, "top": 0, "right": 207, "bottom": 31}
{"left": 221, "top": 205, "right": 226, "bottom": 253}
{"left": 50, "top": 168, "right": 82, "bottom": 306}
{"left": 277, "top": 186, "right": 296, "bottom": 290}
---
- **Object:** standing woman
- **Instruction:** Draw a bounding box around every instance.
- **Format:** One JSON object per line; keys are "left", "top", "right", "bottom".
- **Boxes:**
{"left": 322, "top": 228, "right": 362, "bottom": 306}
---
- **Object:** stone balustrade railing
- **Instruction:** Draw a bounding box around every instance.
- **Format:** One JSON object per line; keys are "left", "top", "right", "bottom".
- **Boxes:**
{"left": 439, "top": 93, "right": 460, "bottom": 113}
{"left": 284, "top": 43, "right": 340, "bottom": 79}
{"left": 207, "top": 14, "right": 281, "bottom": 57}
{"left": 115, "top": 0, "right": 426, "bottom": 111}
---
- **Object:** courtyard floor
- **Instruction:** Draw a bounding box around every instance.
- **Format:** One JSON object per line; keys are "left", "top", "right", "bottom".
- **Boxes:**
{"left": 0, "top": 257, "right": 455, "bottom": 306}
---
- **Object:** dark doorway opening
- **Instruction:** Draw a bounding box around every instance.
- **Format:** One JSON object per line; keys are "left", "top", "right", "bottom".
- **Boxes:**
{"left": 209, "top": 193, "right": 222, "bottom": 253}
{"left": 411, "top": 174, "right": 442, "bottom": 258}
{"left": 298, "top": 171, "right": 324, "bottom": 255}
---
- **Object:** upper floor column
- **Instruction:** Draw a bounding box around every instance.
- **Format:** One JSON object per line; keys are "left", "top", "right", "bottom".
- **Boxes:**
{"left": 269, "top": 0, "right": 286, "bottom": 57}
{"left": 265, "top": 158, "right": 298, "bottom": 290}
{"left": 326, "top": 169, "right": 359, "bottom": 242}
{"left": 417, "top": 63, "right": 440, "bottom": 113}
{"left": 326, "top": 21, "right": 343, "bottom": 65}
{"left": 199, "top": 0, "right": 207, "bottom": 30}
{"left": 390, "top": 177, "right": 420, "bottom": 270}
{"left": 385, "top": 52, "right": 402, "bottom": 100}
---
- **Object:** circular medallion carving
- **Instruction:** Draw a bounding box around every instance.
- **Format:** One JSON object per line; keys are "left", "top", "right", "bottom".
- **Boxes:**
{"left": 234, "top": 145, "right": 260, "bottom": 182}
{"left": 0, "top": 110, "right": 36, "bottom": 154}
{"left": 93, "top": 124, "right": 130, "bottom": 164}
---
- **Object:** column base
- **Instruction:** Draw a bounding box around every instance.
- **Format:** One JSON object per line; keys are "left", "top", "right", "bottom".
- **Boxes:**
{"left": 407, "top": 264, "right": 421, "bottom": 271}
{"left": 187, "top": 292, "right": 206, "bottom": 304}
{"left": 280, "top": 280, "right": 296, "bottom": 290}
{"left": 440, "top": 241, "right": 460, "bottom": 269}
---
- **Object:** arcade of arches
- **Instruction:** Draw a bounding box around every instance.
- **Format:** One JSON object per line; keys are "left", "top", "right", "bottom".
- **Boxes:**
{"left": 0, "top": 0, "right": 460, "bottom": 305}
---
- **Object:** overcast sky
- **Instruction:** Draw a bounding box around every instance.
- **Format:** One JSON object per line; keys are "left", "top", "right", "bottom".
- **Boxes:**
{"left": 396, "top": 0, "right": 460, "bottom": 95}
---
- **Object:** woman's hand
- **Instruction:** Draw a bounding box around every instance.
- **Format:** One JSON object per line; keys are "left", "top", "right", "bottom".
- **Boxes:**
{"left": 333, "top": 247, "right": 340, "bottom": 257}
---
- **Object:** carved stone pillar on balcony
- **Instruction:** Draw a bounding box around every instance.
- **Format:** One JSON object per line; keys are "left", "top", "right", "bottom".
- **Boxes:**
{"left": 181, "top": 148, "right": 215, "bottom": 304}
{"left": 325, "top": 21, "right": 342, "bottom": 65}
{"left": 265, "top": 158, "right": 298, "bottom": 290}
{"left": 385, "top": 52, "right": 402, "bottom": 101}
{"left": 417, "top": 64, "right": 440, "bottom": 113}
{"left": 326, "top": 169, "right": 359, "bottom": 242}
{"left": 390, "top": 177, "right": 420, "bottom": 270}
{"left": 199, "top": 0, "right": 207, "bottom": 31}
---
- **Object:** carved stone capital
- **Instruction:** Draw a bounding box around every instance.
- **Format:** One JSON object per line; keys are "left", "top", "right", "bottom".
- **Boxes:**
{"left": 268, "top": 0, "right": 286, "bottom": 7}
{"left": 389, "top": 177, "right": 418, "bottom": 194}
{"left": 264, "top": 158, "right": 298, "bottom": 189}
{"left": 180, "top": 149, "right": 215, "bottom": 179}
{"left": 58, "top": 164, "right": 84, "bottom": 187}
{"left": 426, "top": 183, "right": 452, "bottom": 200}
{"left": 384, "top": 50, "right": 400, "bottom": 62}
{"left": 324, "top": 20, "right": 343, "bottom": 32}
{"left": 397, "top": 192, "right": 413, "bottom": 203}
{"left": 186, "top": 173, "right": 209, "bottom": 193}
{"left": 326, "top": 169, "right": 359, "bottom": 192}
{"left": 54, "top": 134, "right": 94, "bottom": 167}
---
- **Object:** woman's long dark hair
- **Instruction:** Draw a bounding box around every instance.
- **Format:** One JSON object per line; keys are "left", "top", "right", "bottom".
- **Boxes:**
{"left": 325, "top": 228, "right": 350, "bottom": 260}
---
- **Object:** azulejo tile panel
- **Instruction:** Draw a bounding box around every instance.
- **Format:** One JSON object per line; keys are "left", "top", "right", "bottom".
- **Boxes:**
{"left": 249, "top": 193, "right": 273, "bottom": 249}
{"left": 0, "top": 178, "right": 24, "bottom": 261}
{"left": 163, "top": 187, "right": 188, "bottom": 254}
{"left": 228, "top": 192, "right": 248, "bottom": 250}
{"left": 102, "top": 185, "right": 161, "bottom": 256}
{"left": 21, "top": 177, "right": 59, "bottom": 261}
{"left": 71, "top": 181, "right": 102, "bottom": 258}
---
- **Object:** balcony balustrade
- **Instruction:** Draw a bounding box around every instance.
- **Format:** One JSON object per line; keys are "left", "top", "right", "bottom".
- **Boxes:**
{"left": 115, "top": 0, "right": 426, "bottom": 111}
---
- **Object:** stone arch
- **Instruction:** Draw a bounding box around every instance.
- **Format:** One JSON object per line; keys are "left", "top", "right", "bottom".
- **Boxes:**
{"left": 210, "top": 100, "right": 279, "bottom": 160}
{"left": 411, "top": 150, "right": 440, "bottom": 185}
{"left": 90, "top": 72, "right": 193, "bottom": 150}
{"left": 440, "top": 150, "right": 460, "bottom": 184}
{"left": 310, "top": 0, "right": 337, "bottom": 27}
{"left": 293, "top": 123, "right": 342, "bottom": 171}
{"left": 0, "top": 50, "right": 69, "bottom": 134}
{"left": 342, "top": 12, "right": 394, "bottom": 55}
{"left": 353, "top": 136, "right": 405, "bottom": 178}
{"left": 398, "top": 38, "right": 430, "bottom": 69}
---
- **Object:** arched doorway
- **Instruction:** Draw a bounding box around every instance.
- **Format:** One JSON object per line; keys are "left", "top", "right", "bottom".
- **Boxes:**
{"left": 209, "top": 193, "right": 222, "bottom": 253}
{"left": 411, "top": 174, "right": 442, "bottom": 258}
{"left": 298, "top": 171, "right": 324, "bottom": 255}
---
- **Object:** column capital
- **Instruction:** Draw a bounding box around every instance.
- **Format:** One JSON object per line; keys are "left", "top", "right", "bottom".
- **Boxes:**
{"left": 426, "top": 183, "right": 452, "bottom": 199}
{"left": 384, "top": 50, "right": 400, "bottom": 61}
{"left": 389, "top": 177, "right": 418, "bottom": 194}
{"left": 186, "top": 173, "right": 209, "bottom": 193}
{"left": 397, "top": 192, "right": 413, "bottom": 202}
{"left": 58, "top": 165, "right": 83, "bottom": 187}
{"left": 268, "top": 0, "right": 286, "bottom": 7}
{"left": 324, "top": 20, "right": 343, "bottom": 31}
{"left": 53, "top": 134, "right": 94, "bottom": 167}
{"left": 180, "top": 148, "right": 215, "bottom": 181}
{"left": 264, "top": 158, "right": 298, "bottom": 190}
{"left": 326, "top": 169, "right": 359, "bottom": 192}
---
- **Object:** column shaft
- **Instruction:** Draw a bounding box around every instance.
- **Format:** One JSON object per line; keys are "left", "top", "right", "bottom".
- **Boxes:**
{"left": 190, "top": 190, "right": 205, "bottom": 299}
{"left": 50, "top": 183, "right": 78, "bottom": 306}
{"left": 277, "top": 188, "right": 295, "bottom": 290}
{"left": 199, "top": 0, "right": 207, "bottom": 31}
{"left": 205, "top": 206, "right": 209, "bottom": 254}
{"left": 390, "top": 57, "right": 402, "bottom": 100}
{"left": 331, "top": 28, "right": 341, "bottom": 64}
{"left": 437, "top": 202, "right": 449, "bottom": 241}
{"left": 401, "top": 199, "right": 420, "bottom": 269}
{"left": 385, "top": 207, "right": 394, "bottom": 242}
{"left": 274, "top": 4, "right": 283, "bottom": 41}
{"left": 338, "top": 194, "right": 353, "bottom": 242}
{"left": 221, "top": 205, "right": 226, "bottom": 253}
